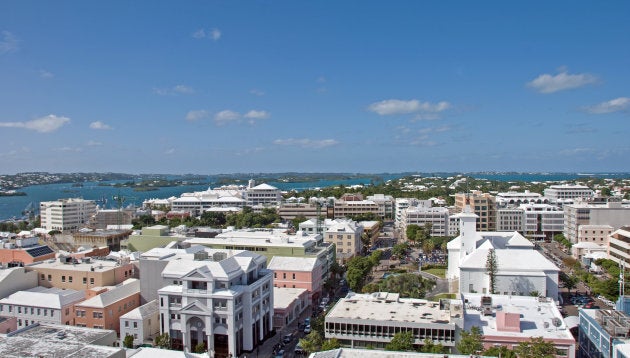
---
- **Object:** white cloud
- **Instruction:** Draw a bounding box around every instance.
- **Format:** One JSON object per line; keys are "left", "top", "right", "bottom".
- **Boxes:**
{"left": 40, "top": 70, "right": 54, "bottom": 79}
{"left": 527, "top": 70, "right": 598, "bottom": 93}
{"left": 89, "top": 121, "right": 112, "bottom": 130}
{"left": 192, "top": 28, "right": 221, "bottom": 41}
{"left": 583, "top": 97, "right": 630, "bottom": 114}
{"left": 244, "top": 110, "right": 270, "bottom": 120}
{"left": 153, "top": 84, "right": 195, "bottom": 96}
{"left": 368, "top": 99, "right": 451, "bottom": 116}
{"left": 55, "top": 146, "right": 83, "bottom": 153}
{"left": 249, "top": 89, "right": 265, "bottom": 96}
{"left": 86, "top": 140, "right": 103, "bottom": 146}
{"left": 214, "top": 110, "right": 241, "bottom": 125}
{"left": 0, "top": 31, "right": 18, "bottom": 54}
{"left": 273, "top": 138, "right": 339, "bottom": 148}
{"left": 0, "top": 114, "right": 70, "bottom": 133}
{"left": 164, "top": 148, "right": 176, "bottom": 155}
{"left": 185, "top": 110, "right": 209, "bottom": 122}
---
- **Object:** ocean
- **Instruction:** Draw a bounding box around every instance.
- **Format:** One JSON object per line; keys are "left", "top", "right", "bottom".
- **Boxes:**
{"left": 0, "top": 172, "right": 628, "bottom": 221}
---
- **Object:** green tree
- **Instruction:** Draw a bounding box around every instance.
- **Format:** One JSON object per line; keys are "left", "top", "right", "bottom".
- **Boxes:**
{"left": 601, "top": 187, "right": 612, "bottom": 197}
{"left": 420, "top": 338, "right": 448, "bottom": 353}
{"left": 514, "top": 337, "right": 556, "bottom": 358}
{"left": 299, "top": 331, "right": 323, "bottom": 353}
{"left": 155, "top": 333, "right": 170, "bottom": 349}
{"left": 123, "top": 334, "right": 134, "bottom": 348}
{"left": 321, "top": 338, "right": 341, "bottom": 351}
{"left": 483, "top": 345, "right": 516, "bottom": 357}
{"left": 406, "top": 224, "right": 420, "bottom": 243}
{"left": 486, "top": 248, "right": 498, "bottom": 294}
{"left": 385, "top": 331, "right": 414, "bottom": 351}
{"left": 392, "top": 243, "right": 409, "bottom": 258}
{"left": 194, "top": 342, "right": 206, "bottom": 353}
{"left": 291, "top": 215, "right": 308, "bottom": 230}
{"left": 199, "top": 211, "right": 227, "bottom": 227}
{"left": 456, "top": 326, "right": 483, "bottom": 355}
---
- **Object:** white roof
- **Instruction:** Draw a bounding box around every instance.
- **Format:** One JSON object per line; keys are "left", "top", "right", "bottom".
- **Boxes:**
{"left": 251, "top": 183, "right": 279, "bottom": 190}
{"left": 77, "top": 278, "right": 140, "bottom": 308}
{"left": 573, "top": 242, "right": 606, "bottom": 249}
{"left": 273, "top": 287, "right": 307, "bottom": 309}
{"left": 268, "top": 256, "right": 320, "bottom": 272}
{"left": 128, "top": 347, "right": 206, "bottom": 358}
{"left": 120, "top": 299, "right": 158, "bottom": 320}
{"left": 460, "top": 247, "right": 559, "bottom": 271}
{"left": 0, "top": 286, "right": 85, "bottom": 309}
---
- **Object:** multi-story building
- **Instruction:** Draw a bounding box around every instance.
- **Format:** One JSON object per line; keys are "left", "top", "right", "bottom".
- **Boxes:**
{"left": 72, "top": 229, "right": 133, "bottom": 251}
{"left": 608, "top": 227, "right": 630, "bottom": 265}
{"left": 245, "top": 180, "right": 282, "bottom": 207}
{"left": 74, "top": 278, "right": 141, "bottom": 333}
{"left": 90, "top": 209, "right": 134, "bottom": 230}
{"left": 578, "top": 225, "right": 614, "bottom": 245}
{"left": 400, "top": 206, "right": 449, "bottom": 237}
{"left": 0, "top": 238, "right": 55, "bottom": 267}
{"left": 333, "top": 194, "right": 380, "bottom": 220}
{"left": 278, "top": 203, "right": 320, "bottom": 220}
{"left": 579, "top": 308, "right": 630, "bottom": 358}
{"left": 156, "top": 248, "right": 273, "bottom": 356}
{"left": 0, "top": 286, "right": 86, "bottom": 328}
{"left": 544, "top": 184, "right": 594, "bottom": 203}
{"left": 272, "top": 287, "right": 309, "bottom": 331}
{"left": 26, "top": 257, "right": 136, "bottom": 291}
{"left": 40, "top": 198, "right": 97, "bottom": 232}
{"left": 564, "top": 200, "right": 630, "bottom": 243}
{"left": 119, "top": 299, "right": 159, "bottom": 348}
{"left": 496, "top": 190, "right": 547, "bottom": 207}
{"left": 454, "top": 191, "right": 496, "bottom": 231}
{"left": 171, "top": 187, "right": 246, "bottom": 216}
{"left": 464, "top": 293, "right": 575, "bottom": 358}
{"left": 366, "top": 194, "right": 394, "bottom": 219}
{"left": 496, "top": 207, "right": 524, "bottom": 232}
{"left": 394, "top": 198, "right": 431, "bottom": 228}
{"left": 268, "top": 256, "right": 323, "bottom": 304}
{"left": 324, "top": 220, "right": 363, "bottom": 263}
{"left": 324, "top": 292, "right": 458, "bottom": 350}
{"left": 521, "top": 203, "right": 564, "bottom": 240}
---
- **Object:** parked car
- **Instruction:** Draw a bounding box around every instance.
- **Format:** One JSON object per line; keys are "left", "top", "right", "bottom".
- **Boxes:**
{"left": 294, "top": 344, "right": 306, "bottom": 355}
{"left": 283, "top": 333, "right": 293, "bottom": 344}
{"left": 275, "top": 349, "right": 285, "bottom": 357}
{"left": 303, "top": 325, "right": 311, "bottom": 334}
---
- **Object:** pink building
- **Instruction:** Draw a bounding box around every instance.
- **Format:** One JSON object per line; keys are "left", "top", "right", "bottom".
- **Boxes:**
{"left": 268, "top": 256, "right": 323, "bottom": 305}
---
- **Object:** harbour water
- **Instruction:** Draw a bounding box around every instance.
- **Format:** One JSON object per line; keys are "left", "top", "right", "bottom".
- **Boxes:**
{"left": 0, "top": 172, "right": 628, "bottom": 221}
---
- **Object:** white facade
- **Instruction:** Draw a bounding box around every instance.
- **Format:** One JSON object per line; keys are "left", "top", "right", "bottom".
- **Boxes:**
{"left": 120, "top": 299, "right": 159, "bottom": 347}
{"left": 544, "top": 184, "right": 594, "bottom": 203}
{"left": 394, "top": 198, "right": 432, "bottom": 228}
{"left": 400, "top": 206, "right": 449, "bottom": 237}
{"left": 497, "top": 207, "right": 524, "bottom": 232}
{"left": 157, "top": 248, "right": 273, "bottom": 356}
{"left": 365, "top": 194, "right": 394, "bottom": 219}
{"left": 324, "top": 220, "right": 363, "bottom": 263}
{"left": 245, "top": 181, "right": 282, "bottom": 207}
{"left": 0, "top": 267, "right": 38, "bottom": 299}
{"left": 521, "top": 203, "right": 564, "bottom": 240}
{"left": 40, "top": 198, "right": 97, "bottom": 232}
{"left": 0, "top": 286, "right": 85, "bottom": 328}
{"left": 447, "top": 208, "right": 560, "bottom": 299}
{"left": 608, "top": 227, "right": 630, "bottom": 265}
{"left": 564, "top": 201, "right": 630, "bottom": 243}
{"left": 496, "top": 190, "right": 547, "bottom": 207}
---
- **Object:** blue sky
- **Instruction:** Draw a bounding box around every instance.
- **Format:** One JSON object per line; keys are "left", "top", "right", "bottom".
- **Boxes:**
{"left": 0, "top": 1, "right": 628, "bottom": 174}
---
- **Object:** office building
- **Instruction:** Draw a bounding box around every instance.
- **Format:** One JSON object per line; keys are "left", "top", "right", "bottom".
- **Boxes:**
{"left": 40, "top": 198, "right": 97, "bottom": 233}
{"left": 324, "top": 220, "right": 363, "bottom": 263}
{"left": 544, "top": 184, "right": 594, "bottom": 203}
{"left": 454, "top": 192, "right": 496, "bottom": 231}
{"left": 564, "top": 200, "right": 630, "bottom": 243}
{"left": 400, "top": 206, "right": 449, "bottom": 237}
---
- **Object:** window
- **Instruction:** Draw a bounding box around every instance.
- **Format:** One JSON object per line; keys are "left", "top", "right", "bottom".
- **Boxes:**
{"left": 274, "top": 273, "right": 277, "bottom": 278}
{"left": 37, "top": 308, "right": 40, "bottom": 315}
{"left": 125, "top": 321, "right": 129, "bottom": 327}
{"left": 83, "top": 277, "right": 87, "bottom": 284}
{"left": 93, "top": 311, "right": 103, "bottom": 319}
{"left": 68, "top": 276, "right": 73, "bottom": 283}
{"left": 40, "top": 274, "right": 45, "bottom": 280}
{"left": 133, "top": 322, "right": 137, "bottom": 328}
{"left": 283, "top": 273, "right": 286, "bottom": 279}
{"left": 90, "top": 278, "right": 94, "bottom": 285}
{"left": 18, "top": 307, "right": 21, "bottom": 313}
{"left": 292, "top": 273, "right": 296, "bottom": 280}
{"left": 48, "top": 275, "right": 52, "bottom": 281}
{"left": 61, "top": 276, "right": 66, "bottom": 282}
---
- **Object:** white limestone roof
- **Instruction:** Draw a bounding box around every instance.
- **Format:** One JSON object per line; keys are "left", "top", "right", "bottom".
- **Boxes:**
{"left": 460, "top": 247, "right": 559, "bottom": 272}
{"left": 584, "top": 251, "right": 609, "bottom": 260}
{"left": 273, "top": 287, "right": 307, "bottom": 309}
{"left": 77, "top": 278, "right": 140, "bottom": 308}
{"left": 506, "top": 232, "right": 535, "bottom": 248}
{"left": 251, "top": 183, "right": 279, "bottom": 190}
{"left": 573, "top": 242, "right": 606, "bottom": 249}
{"left": 128, "top": 347, "right": 206, "bottom": 358}
{"left": 268, "top": 256, "right": 320, "bottom": 272}
{"left": 463, "top": 293, "right": 574, "bottom": 341}
{"left": 29, "top": 258, "right": 129, "bottom": 272}
{"left": 0, "top": 266, "right": 26, "bottom": 281}
{"left": 0, "top": 286, "right": 85, "bottom": 309}
{"left": 120, "top": 299, "right": 158, "bottom": 320}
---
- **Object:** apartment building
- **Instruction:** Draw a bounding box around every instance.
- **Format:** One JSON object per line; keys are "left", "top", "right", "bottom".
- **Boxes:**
{"left": 324, "top": 292, "right": 458, "bottom": 350}
{"left": 40, "top": 198, "right": 97, "bottom": 233}
{"left": 74, "top": 278, "right": 141, "bottom": 333}
{"left": 26, "top": 257, "right": 136, "bottom": 290}
{"left": 400, "top": 206, "right": 449, "bottom": 237}
{"left": 156, "top": 248, "right": 273, "bottom": 356}
{"left": 366, "top": 194, "right": 394, "bottom": 219}
{"left": 324, "top": 220, "right": 363, "bottom": 263}
{"left": 119, "top": 299, "right": 159, "bottom": 348}
{"left": 521, "top": 203, "right": 564, "bottom": 240}
{"left": 497, "top": 207, "right": 524, "bottom": 232}
{"left": 564, "top": 200, "right": 630, "bottom": 243}
{"left": 0, "top": 286, "right": 85, "bottom": 328}
{"left": 454, "top": 191, "right": 496, "bottom": 231}
{"left": 544, "top": 184, "right": 594, "bottom": 203}
{"left": 277, "top": 203, "right": 319, "bottom": 220}
{"left": 268, "top": 256, "right": 323, "bottom": 304}
{"left": 333, "top": 194, "right": 380, "bottom": 219}
{"left": 579, "top": 308, "right": 630, "bottom": 358}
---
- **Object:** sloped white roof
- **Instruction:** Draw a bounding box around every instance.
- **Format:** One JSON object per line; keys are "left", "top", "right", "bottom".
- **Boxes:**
{"left": 268, "top": 256, "right": 320, "bottom": 272}
{"left": 78, "top": 279, "right": 140, "bottom": 308}
{"left": 120, "top": 299, "right": 158, "bottom": 320}
{"left": 460, "top": 248, "right": 559, "bottom": 272}
{"left": 573, "top": 242, "right": 606, "bottom": 249}
{"left": 251, "top": 183, "right": 279, "bottom": 190}
{"left": 0, "top": 286, "right": 85, "bottom": 309}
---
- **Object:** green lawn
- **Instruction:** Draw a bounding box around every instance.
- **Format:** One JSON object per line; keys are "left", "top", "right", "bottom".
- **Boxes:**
{"left": 428, "top": 293, "right": 457, "bottom": 301}
{"left": 423, "top": 267, "right": 446, "bottom": 278}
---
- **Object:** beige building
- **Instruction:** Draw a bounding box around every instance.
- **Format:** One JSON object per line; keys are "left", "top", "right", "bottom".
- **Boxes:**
{"left": 607, "top": 227, "right": 630, "bottom": 265}
{"left": 40, "top": 198, "right": 97, "bottom": 233}
{"left": 72, "top": 229, "right": 133, "bottom": 251}
{"left": 578, "top": 225, "right": 613, "bottom": 245}
{"left": 324, "top": 220, "right": 363, "bottom": 263}
{"left": 333, "top": 194, "right": 380, "bottom": 219}
{"left": 564, "top": 200, "right": 630, "bottom": 243}
{"left": 454, "top": 191, "right": 496, "bottom": 231}
{"left": 90, "top": 209, "right": 134, "bottom": 230}
{"left": 26, "top": 258, "right": 136, "bottom": 291}
{"left": 278, "top": 203, "right": 320, "bottom": 220}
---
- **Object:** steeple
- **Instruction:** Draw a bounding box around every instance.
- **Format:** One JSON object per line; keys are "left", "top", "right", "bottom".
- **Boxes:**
{"left": 458, "top": 205, "right": 478, "bottom": 257}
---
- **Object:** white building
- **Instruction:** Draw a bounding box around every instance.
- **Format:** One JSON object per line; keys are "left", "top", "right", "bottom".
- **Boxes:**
{"left": 120, "top": 299, "right": 159, "bottom": 348}
{"left": 0, "top": 286, "right": 85, "bottom": 328}
{"left": 400, "top": 206, "right": 449, "bottom": 237}
{"left": 496, "top": 207, "right": 524, "bottom": 232}
{"left": 365, "top": 194, "right": 394, "bottom": 219}
{"left": 0, "top": 267, "right": 38, "bottom": 299}
{"left": 245, "top": 180, "right": 282, "bottom": 207}
{"left": 40, "top": 198, "right": 97, "bottom": 232}
{"left": 544, "top": 184, "right": 594, "bottom": 203}
{"left": 447, "top": 208, "right": 560, "bottom": 298}
{"left": 324, "top": 292, "right": 458, "bottom": 350}
{"left": 608, "top": 227, "right": 630, "bottom": 265}
{"left": 156, "top": 247, "right": 273, "bottom": 356}
{"left": 521, "top": 203, "right": 564, "bottom": 240}
{"left": 496, "top": 190, "right": 548, "bottom": 207}
{"left": 394, "top": 198, "right": 432, "bottom": 228}
{"left": 564, "top": 200, "right": 630, "bottom": 243}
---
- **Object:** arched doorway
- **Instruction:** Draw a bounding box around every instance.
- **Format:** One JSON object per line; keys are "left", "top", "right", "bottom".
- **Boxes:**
{"left": 188, "top": 317, "right": 207, "bottom": 352}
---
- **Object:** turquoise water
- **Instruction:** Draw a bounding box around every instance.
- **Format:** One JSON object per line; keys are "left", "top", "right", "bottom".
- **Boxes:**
{"left": 1, "top": 172, "right": 628, "bottom": 220}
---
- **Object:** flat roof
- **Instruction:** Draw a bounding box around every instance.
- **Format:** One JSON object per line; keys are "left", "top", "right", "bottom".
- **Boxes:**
{"left": 273, "top": 287, "right": 307, "bottom": 309}
{"left": 186, "top": 231, "right": 319, "bottom": 248}
{"left": 326, "top": 292, "right": 452, "bottom": 324}
{"left": 268, "top": 256, "right": 320, "bottom": 272}
{"left": 0, "top": 323, "right": 121, "bottom": 357}
{"left": 463, "top": 294, "right": 574, "bottom": 341}
{"left": 129, "top": 347, "right": 206, "bottom": 358}
{"left": 311, "top": 348, "right": 475, "bottom": 358}
{"left": 28, "top": 258, "right": 129, "bottom": 272}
